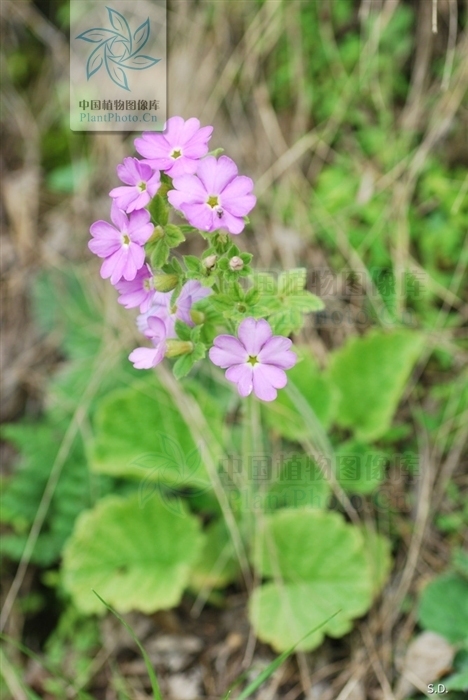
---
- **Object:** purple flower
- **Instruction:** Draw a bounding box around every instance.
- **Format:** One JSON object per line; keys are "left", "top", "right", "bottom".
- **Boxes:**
{"left": 209, "top": 318, "right": 296, "bottom": 402}
{"left": 89, "top": 203, "right": 154, "bottom": 285}
{"left": 167, "top": 155, "right": 256, "bottom": 235}
{"left": 109, "top": 157, "right": 161, "bottom": 213}
{"left": 134, "top": 117, "right": 213, "bottom": 178}
{"left": 114, "top": 264, "right": 155, "bottom": 312}
{"left": 138, "top": 280, "right": 211, "bottom": 338}
{"left": 129, "top": 316, "right": 167, "bottom": 369}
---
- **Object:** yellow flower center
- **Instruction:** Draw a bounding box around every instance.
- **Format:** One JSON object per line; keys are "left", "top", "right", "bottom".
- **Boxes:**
{"left": 122, "top": 234, "right": 130, "bottom": 245}
{"left": 207, "top": 195, "right": 219, "bottom": 208}
{"left": 171, "top": 149, "right": 182, "bottom": 159}
{"left": 138, "top": 181, "right": 147, "bottom": 192}
{"left": 247, "top": 355, "right": 258, "bottom": 366}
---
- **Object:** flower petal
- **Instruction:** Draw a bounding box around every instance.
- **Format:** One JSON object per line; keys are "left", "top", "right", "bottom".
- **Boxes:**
{"left": 257, "top": 336, "right": 297, "bottom": 369}
{"left": 165, "top": 115, "right": 185, "bottom": 144}
{"left": 134, "top": 132, "right": 171, "bottom": 160}
{"left": 237, "top": 318, "right": 272, "bottom": 356}
{"left": 90, "top": 220, "right": 120, "bottom": 240}
{"left": 225, "top": 363, "right": 254, "bottom": 397}
{"left": 101, "top": 247, "right": 126, "bottom": 283}
{"left": 116, "top": 157, "right": 140, "bottom": 185}
{"left": 169, "top": 174, "right": 207, "bottom": 202}
{"left": 209, "top": 335, "right": 248, "bottom": 368}
{"left": 109, "top": 186, "right": 139, "bottom": 212}
{"left": 180, "top": 117, "right": 201, "bottom": 143}
{"left": 146, "top": 315, "right": 167, "bottom": 341}
{"left": 218, "top": 209, "right": 245, "bottom": 235}
{"left": 126, "top": 191, "right": 151, "bottom": 213}
{"left": 88, "top": 231, "right": 121, "bottom": 258}
{"left": 195, "top": 156, "right": 218, "bottom": 193}
{"left": 252, "top": 364, "right": 287, "bottom": 401}
{"left": 166, "top": 157, "right": 199, "bottom": 178}
{"left": 110, "top": 202, "right": 128, "bottom": 230}
{"left": 205, "top": 155, "right": 238, "bottom": 193}
{"left": 182, "top": 125, "right": 214, "bottom": 157}
{"left": 123, "top": 242, "right": 145, "bottom": 281}
{"left": 129, "top": 345, "right": 165, "bottom": 369}
{"left": 179, "top": 202, "right": 215, "bottom": 231}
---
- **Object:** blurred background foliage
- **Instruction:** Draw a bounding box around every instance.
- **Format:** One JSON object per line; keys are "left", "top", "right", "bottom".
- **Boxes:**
{"left": 1, "top": 0, "right": 467, "bottom": 698}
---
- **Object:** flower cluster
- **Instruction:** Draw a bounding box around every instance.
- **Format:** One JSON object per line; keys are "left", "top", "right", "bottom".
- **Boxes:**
{"left": 88, "top": 117, "right": 321, "bottom": 401}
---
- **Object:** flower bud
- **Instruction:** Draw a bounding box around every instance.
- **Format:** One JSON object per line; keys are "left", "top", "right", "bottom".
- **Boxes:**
{"left": 203, "top": 254, "right": 217, "bottom": 270}
{"left": 229, "top": 256, "right": 244, "bottom": 272}
{"left": 190, "top": 309, "right": 205, "bottom": 325}
{"left": 165, "top": 340, "right": 193, "bottom": 358}
{"left": 147, "top": 225, "right": 164, "bottom": 243}
{"left": 153, "top": 274, "right": 179, "bottom": 292}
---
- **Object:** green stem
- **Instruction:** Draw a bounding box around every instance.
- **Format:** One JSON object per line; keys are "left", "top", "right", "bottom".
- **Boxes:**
{"left": 241, "top": 394, "right": 263, "bottom": 534}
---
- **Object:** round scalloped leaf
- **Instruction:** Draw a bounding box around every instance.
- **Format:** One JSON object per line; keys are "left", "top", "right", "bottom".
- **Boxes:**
{"left": 418, "top": 573, "right": 468, "bottom": 644}
{"left": 249, "top": 509, "right": 374, "bottom": 651}
{"left": 62, "top": 493, "right": 204, "bottom": 614}
{"left": 361, "top": 528, "right": 392, "bottom": 596}
{"left": 335, "top": 440, "right": 388, "bottom": 494}
{"left": 262, "top": 349, "right": 338, "bottom": 441}
{"left": 89, "top": 376, "right": 222, "bottom": 487}
{"left": 265, "top": 454, "right": 330, "bottom": 512}
{"left": 189, "top": 519, "right": 239, "bottom": 591}
{"left": 327, "top": 330, "right": 424, "bottom": 442}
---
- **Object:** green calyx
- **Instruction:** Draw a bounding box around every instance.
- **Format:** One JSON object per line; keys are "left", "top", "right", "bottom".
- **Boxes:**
{"left": 165, "top": 340, "right": 194, "bottom": 358}
{"left": 153, "top": 274, "right": 179, "bottom": 293}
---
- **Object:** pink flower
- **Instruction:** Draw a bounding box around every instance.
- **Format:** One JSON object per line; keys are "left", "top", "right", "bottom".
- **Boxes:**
{"left": 209, "top": 318, "right": 296, "bottom": 402}
{"left": 134, "top": 117, "right": 213, "bottom": 178}
{"left": 167, "top": 155, "right": 256, "bottom": 235}
{"left": 89, "top": 204, "right": 154, "bottom": 285}
{"left": 138, "top": 280, "right": 211, "bottom": 338}
{"left": 129, "top": 316, "right": 167, "bottom": 369}
{"left": 114, "top": 264, "right": 155, "bottom": 312}
{"left": 109, "top": 158, "right": 161, "bottom": 213}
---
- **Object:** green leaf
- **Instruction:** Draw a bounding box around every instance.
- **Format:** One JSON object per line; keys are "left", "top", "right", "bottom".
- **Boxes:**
{"left": 183, "top": 255, "right": 202, "bottom": 274}
{"left": 62, "top": 493, "right": 204, "bottom": 614}
{"left": 453, "top": 549, "right": 468, "bottom": 580}
{"left": 148, "top": 194, "right": 169, "bottom": 226}
{"left": 226, "top": 611, "right": 340, "bottom": 700}
{"left": 267, "top": 308, "right": 303, "bottom": 335}
{"left": 93, "top": 593, "right": 163, "bottom": 700}
{"left": 209, "top": 294, "right": 234, "bottom": 312}
{"left": 89, "top": 376, "right": 218, "bottom": 485}
{"left": 150, "top": 240, "right": 169, "bottom": 269}
{"left": 263, "top": 349, "right": 338, "bottom": 440}
{"left": 327, "top": 330, "right": 424, "bottom": 441}
{"left": 361, "top": 528, "right": 392, "bottom": 596}
{"left": 165, "top": 224, "right": 186, "bottom": 247}
{"left": 265, "top": 454, "right": 331, "bottom": 512}
{"left": 173, "top": 342, "right": 206, "bottom": 380}
{"left": 418, "top": 573, "right": 468, "bottom": 644}
{"left": 445, "top": 668, "right": 468, "bottom": 692}
{"left": 335, "top": 440, "right": 387, "bottom": 494}
{"left": 278, "top": 268, "right": 307, "bottom": 294}
{"left": 285, "top": 291, "right": 324, "bottom": 312}
{"left": 189, "top": 519, "right": 239, "bottom": 591}
{"left": 174, "top": 320, "right": 192, "bottom": 341}
{"left": 172, "top": 354, "right": 194, "bottom": 380}
{"left": 179, "top": 224, "right": 199, "bottom": 235}
{"left": 46, "top": 160, "right": 90, "bottom": 194}
{"left": 1, "top": 421, "right": 112, "bottom": 566}
{"left": 249, "top": 509, "right": 375, "bottom": 651}
{"left": 32, "top": 267, "right": 104, "bottom": 360}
